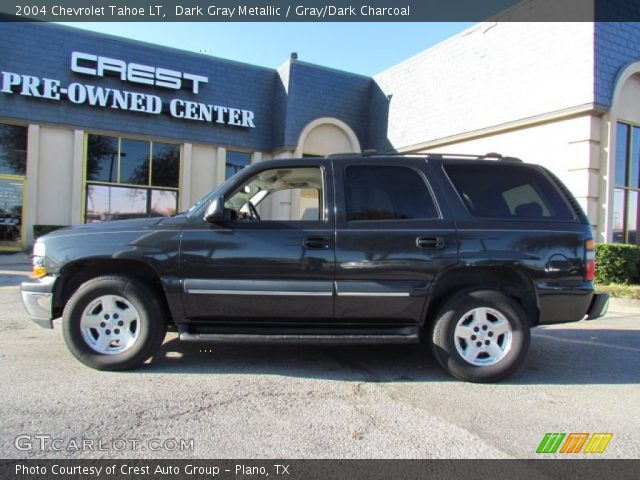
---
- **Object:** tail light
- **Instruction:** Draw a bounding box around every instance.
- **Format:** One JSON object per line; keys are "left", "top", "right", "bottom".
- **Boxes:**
{"left": 584, "top": 239, "right": 595, "bottom": 281}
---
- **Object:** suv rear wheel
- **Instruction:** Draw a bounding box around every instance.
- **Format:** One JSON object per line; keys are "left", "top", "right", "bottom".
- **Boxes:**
{"left": 430, "top": 290, "right": 530, "bottom": 383}
{"left": 62, "top": 275, "right": 167, "bottom": 371}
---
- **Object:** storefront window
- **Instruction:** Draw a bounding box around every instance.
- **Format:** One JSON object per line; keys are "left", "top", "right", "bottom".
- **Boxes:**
{"left": 85, "top": 134, "right": 180, "bottom": 223}
{"left": 0, "top": 124, "right": 27, "bottom": 176}
{"left": 152, "top": 143, "right": 180, "bottom": 188}
{"left": 0, "top": 123, "right": 26, "bottom": 249}
{"left": 0, "top": 178, "right": 24, "bottom": 248}
{"left": 614, "top": 122, "right": 640, "bottom": 245}
{"left": 86, "top": 135, "right": 118, "bottom": 183}
{"left": 119, "top": 139, "right": 150, "bottom": 186}
{"left": 226, "top": 151, "right": 251, "bottom": 180}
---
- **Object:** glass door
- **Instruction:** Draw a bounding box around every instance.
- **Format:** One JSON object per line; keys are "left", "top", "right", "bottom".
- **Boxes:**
{"left": 0, "top": 176, "right": 25, "bottom": 250}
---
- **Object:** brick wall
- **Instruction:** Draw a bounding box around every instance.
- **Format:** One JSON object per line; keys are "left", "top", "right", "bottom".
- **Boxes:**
{"left": 595, "top": 22, "right": 640, "bottom": 106}
{"left": 278, "top": 61, "right": 372, "bottom": 150}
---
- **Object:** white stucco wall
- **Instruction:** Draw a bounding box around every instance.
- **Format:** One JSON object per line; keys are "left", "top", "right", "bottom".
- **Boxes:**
{"left": 189, "top": 143, "right": 219, "bottom": 206}
{"left": 300, "top": 124, "right": 354, "bottom": 156}
{"left": 35, "top": 126, "right": 75, "bottom": 226}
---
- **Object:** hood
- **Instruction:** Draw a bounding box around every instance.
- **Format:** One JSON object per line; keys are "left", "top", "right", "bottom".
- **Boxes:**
{"left": 40, "top": 217, "right": 168, "bottom": 240}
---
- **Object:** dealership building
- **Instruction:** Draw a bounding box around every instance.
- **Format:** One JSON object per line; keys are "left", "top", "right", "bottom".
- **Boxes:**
{"left": 0, "top": 21, "right": 639, "bottom": 250}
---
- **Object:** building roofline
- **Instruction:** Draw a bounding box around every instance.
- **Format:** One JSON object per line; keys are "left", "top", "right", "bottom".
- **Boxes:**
{"left": 396, "top": 102, "right": 609, "bottom": 152}
{"left": 291, "top": 59, "right": 372, "bottom": 80}
{"left": 45, "top": 21, "right": 276, "bottom": 73}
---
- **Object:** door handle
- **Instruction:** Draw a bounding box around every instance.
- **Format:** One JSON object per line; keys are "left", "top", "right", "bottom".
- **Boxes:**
{"left": 416, "top": 236, "right": 445, "bottom": 249}
{"left": 303, "top": 237, "right": 329, "bottom": 249}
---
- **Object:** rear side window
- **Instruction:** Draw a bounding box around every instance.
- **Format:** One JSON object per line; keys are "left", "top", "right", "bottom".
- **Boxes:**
{"left": 345, "top": 166, "right": 438, "bottom": 221}
{"left": 444, "top": 164, "right": 575, "bottom": 221}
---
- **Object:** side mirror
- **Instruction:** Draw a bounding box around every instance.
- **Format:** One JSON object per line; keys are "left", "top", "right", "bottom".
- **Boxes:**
{"left": 204, "top": 196, "right": 224, "bottom": 223}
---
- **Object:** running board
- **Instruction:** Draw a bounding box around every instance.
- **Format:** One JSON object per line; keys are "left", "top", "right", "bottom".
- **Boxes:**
{"left": 179, "top": 332, "right": 419, "bottom": 344}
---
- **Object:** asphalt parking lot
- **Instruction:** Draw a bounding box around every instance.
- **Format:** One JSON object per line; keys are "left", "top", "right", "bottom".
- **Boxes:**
{"left": 0, "top": 262, "right": 638, "bottom": 459}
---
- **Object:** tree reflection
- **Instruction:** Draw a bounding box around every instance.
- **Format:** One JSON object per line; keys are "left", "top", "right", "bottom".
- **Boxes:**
{"left": 152, "top": 144, "right": 180, "bottom": 187}
{"left": 85, "top": 137, "right": 179, "bottom": 223}
{"left": 126, "top": 143, "right": 179, "bottom": 188}
{"left": 0, "top": 124, "right": 27, "bottom": 176}
{"left": 86, "top": 135, "right": 118, "bottom": 182}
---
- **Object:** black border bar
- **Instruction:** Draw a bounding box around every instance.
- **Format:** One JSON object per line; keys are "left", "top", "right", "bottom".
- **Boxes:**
{"left": 1, "top": 0, "right": 640, "bottom": 22}
{"left": 2, "top": 459, "right": 640, "bottom": 480}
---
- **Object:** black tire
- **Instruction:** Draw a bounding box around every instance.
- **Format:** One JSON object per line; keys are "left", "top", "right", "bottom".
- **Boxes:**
{"left": 430, "top": 290, "right": 530, "bottom": 383}
{"left": 62, "top": 275, "right": 167, "bottom": 371}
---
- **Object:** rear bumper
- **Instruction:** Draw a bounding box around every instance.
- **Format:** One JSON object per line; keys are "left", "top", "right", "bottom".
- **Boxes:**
{"left": 585, "top": 292, "right": 610, "bottom": 320}
{"left": 537, "top": 283, "right": 609, "bottom": 325}
{"left": 20, "top": 276, "right": 56, "bottom": 329}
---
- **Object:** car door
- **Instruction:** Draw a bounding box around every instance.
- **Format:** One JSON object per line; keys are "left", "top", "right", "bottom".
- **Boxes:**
{"left": 333, "top": 158, "right": 458, "bottom": 325}
{"left": 179, "top": 161, "right": 335, "bottom": 323}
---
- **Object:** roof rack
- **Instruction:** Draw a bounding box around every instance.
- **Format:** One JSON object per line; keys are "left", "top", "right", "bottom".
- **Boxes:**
{"left": 325, "top": 150, "right": 522, "bottom": 162}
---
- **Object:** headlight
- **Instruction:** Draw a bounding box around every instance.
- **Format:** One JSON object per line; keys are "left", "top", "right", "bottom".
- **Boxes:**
{"left": 32, "top": 240, "right": 47, "bottom": 278}
{"left": 33, "top": 240, "right": 45, "bottom": 257}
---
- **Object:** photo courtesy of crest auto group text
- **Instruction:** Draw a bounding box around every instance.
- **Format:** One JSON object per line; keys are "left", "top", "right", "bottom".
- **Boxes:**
{"left": 0, "top": 0, "right": 639, "bottom": 477}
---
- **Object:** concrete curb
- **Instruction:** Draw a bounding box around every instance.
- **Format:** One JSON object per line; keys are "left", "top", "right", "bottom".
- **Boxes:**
{"left": 608, "top": 297, "right": 640, "bottom": 314}
{"left": 0, "top": 253, "right": 31, "bottom": 271}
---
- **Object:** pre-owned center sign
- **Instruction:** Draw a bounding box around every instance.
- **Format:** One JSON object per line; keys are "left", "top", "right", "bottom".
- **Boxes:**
{"left": 0, "top": 52, "right": 256, "bottom": 128}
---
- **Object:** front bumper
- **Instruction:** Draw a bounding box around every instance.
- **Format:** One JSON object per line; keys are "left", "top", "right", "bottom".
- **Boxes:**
{"left": 20, "top": 276, "right": 56, "bottom": 329}
{"left": 585, "top": 292, "right": 610, "bottom": 320}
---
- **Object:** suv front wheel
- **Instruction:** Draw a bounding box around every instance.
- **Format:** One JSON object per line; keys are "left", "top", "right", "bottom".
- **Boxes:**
{"left": 62, "top": 275, "right": 167, "bottom": 371}
{"left": 430, "top": 290, "right": 530, "bottom": 383}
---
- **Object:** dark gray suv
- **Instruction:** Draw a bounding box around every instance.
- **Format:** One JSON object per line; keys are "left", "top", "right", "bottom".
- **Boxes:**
{"left": 21, "top": 153, "right": 609, "bottom": 382}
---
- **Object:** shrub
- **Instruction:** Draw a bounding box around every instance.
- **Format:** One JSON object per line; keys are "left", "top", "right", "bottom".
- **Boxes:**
{"left": 595, "top": 243, "right": 640, "bottom": 285}
{"left": 595, "top": 283, "right": 640, "bottom": 300}
{"left": 33, "top": 225, "right": 67, "bottom": 239}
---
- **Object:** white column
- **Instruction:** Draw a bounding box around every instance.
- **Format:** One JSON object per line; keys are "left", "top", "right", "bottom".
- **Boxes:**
{"left": 70, "top": 130, "right": 84, "bottom": 225}
{"left": 181, "top": 143, "right": 193, "bottom": 212}
{"left": 25, "top": 124, "right": 40, "bottom": 246}
{"left": 274, "top": 150, "right": 294, "bottom": 159}
{"left": 273, "top": 150, "right": 296, "bottom": 219}
{"left": 252, "top": 151, "right": 263, "bottom": 163}
{"left": 215, "top": 146, "right": 226, "bottom": 185}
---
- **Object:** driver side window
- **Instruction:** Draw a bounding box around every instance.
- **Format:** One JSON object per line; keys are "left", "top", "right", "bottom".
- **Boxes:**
{"left": 224, "top": 167, "right": 324, "bottom": 222}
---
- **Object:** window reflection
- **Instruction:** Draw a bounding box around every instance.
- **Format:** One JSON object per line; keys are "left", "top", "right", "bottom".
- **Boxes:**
{"left": 628, "top": 191, "right": 638, "bottom": 245}
{"left": 614, "top": 122, "right": 640, "bottom": 245}
{"left": 86, "top": 135, "right": 118, "bottom": 182}
{"left": 0, "top": 124, "right": 27, "bottom": 176}
{"left": 612, "top": 188, "right": 625, "bottom": 244}
{"left": 120, "top": 139, "right": 150, "bottom": 185}
{"left": 151, "top": 189, "right": 178, "bottom": 217}
{"left": 226, "top": 151, "right": 251, "bottom": 180}
{"left": 631, "top": 126, "right": 640, "bottom": 190}
{"left": 85, "top": 135, "right": 180, "bottom": 223}
{"left": 152, "top": 143, "right": 180, "bottom": 188}
{"left": 0, "top": 178, "right": 23, "bottom": 246}
{"left": 615, "top": 123, "right": 629, "bottom": 186}
{"left": 86, "top": 185, "right": 147, "bottom": 223}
